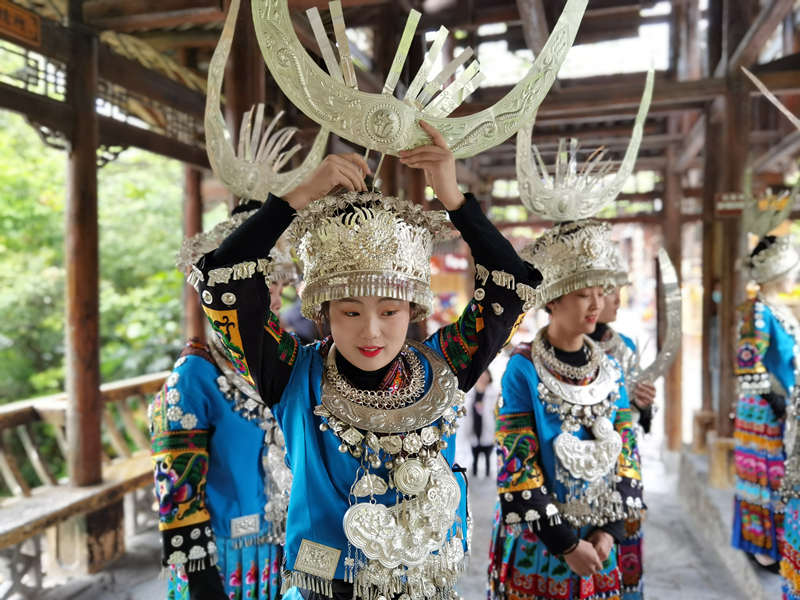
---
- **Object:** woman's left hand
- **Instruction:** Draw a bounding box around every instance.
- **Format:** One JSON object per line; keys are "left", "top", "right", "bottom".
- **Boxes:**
{"left": 632, "top": 381, "right": 656, "bottom": 409}
{"left": 398, "top": 120, "right": 465, "bottom": 211}
{"left": 587, "top": 530, "right": 614, "bottom": 563}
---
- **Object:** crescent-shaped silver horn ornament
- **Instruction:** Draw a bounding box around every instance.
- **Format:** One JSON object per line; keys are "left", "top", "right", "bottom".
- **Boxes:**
{"left": 251, "top": 0, "right": 589, "bottom": 158}
{"left": 630, "top": 248, "right": 682, "bottom": 386}
{"left": 516, "top": 68, "right": 654, "bottom": 222}
{"left": 742, "top": 66, "right": 800, "bottom": 133}
{"left": 205, "top": 0, "right": 329, "bottom": 201}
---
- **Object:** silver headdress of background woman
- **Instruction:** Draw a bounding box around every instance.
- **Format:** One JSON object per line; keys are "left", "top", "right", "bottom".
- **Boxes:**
{"left": 515, "top": 70, "right": 653, "bottom": 308}
{"left": 251, "top": 0, "right": 589, "bottom": 158}
{"left": 739, "top": 67, "right": 800, "bottom": 285}
{"left": 205, "top": 0, "right": 328, "bottom": 200}
{"left": 517, "top": 69, "right": 654, "bottom": 222}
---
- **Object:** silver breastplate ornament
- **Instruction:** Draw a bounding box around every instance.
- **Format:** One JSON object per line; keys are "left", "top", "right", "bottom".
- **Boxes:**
{"left": 313, "top": 340, "right": 467, "bottom": 600}
{"left": 532, "top": 333, "right": 629, "bottom": 527}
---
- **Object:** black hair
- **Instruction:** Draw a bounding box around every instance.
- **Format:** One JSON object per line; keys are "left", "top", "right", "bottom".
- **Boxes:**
{"left": 751, "top": 235, "right": 777, "bottom": 258}
{"left": 232, "top": 199, "right": 263, "bottom": 215}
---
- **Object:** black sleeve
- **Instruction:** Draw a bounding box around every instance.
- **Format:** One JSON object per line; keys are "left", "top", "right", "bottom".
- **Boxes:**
{"left": 204, "top": 194, "right": 296, "bottom": 268}
{"left": 188, "top": 569, "right": 227, "bottom": 600}
{"left": 191, "top": 194, "right": 300, "bottom": 408}
{"left": 764, "top": 392, "right": 787, "bottom": 420}
{"left": 596, "top": 519, "right": 626, "bottom": 545}
{"left": 637, "top": 405, "right": 653, "bottom": 434}
{"left": 430, "top": 193, "right": 542, "bottom": 391}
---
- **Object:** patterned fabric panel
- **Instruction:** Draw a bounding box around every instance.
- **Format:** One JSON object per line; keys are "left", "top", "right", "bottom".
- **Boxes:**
{"left": 437, "top": 301, "right": 482, "bottom": 373}
{"left": 496, "top": 411, "right": 545, "bottom": 493}
{"left": 782, "top": 499, "right": 800, "bottom": 600}
{"left": 732, "top": 498, "right": 784, "bottom": 561}
{"left": 736, "top": 298, "right": 770, "bottom": 376}
{"left": 614, "top": 408, "right": 642, "bottom": 481}
{"left": 205, "top": 307, "right": 256, "bottom": 387}
{"left": 153, "top": 430, "right": 211, "bottom": 532}
{"left": 265, "top": 309, "right": 299, "bottom": 367}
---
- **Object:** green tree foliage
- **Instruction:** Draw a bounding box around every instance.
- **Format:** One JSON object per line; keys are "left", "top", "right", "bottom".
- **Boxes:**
{"left": 0, "top": 111, "right": 187, "bottom": 403}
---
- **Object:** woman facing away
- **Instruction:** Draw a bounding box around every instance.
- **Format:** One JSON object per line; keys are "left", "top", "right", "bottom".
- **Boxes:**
{"left": 150, "top": 208, "right": 299, "bottom": 600}
{"left": 489, "top": 220, "right": 643, "bottom": 600}
{"left": 187, "top": 121, "right": 542, "bottom": 600}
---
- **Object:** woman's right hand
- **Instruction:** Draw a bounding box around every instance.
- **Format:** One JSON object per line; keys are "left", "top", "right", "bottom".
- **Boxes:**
{"left": 563, "top": 539, "right": 603, "bottom": 577}
{"left": 283, "top": 153, "right": 371, "bottom": 211}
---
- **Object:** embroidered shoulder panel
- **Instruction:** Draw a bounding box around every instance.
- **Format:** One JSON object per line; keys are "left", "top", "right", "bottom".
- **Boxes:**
{"left": 265, "top": 310, "right": 299, "bottom": 367}
{"left": 437, "top": 302, "right": 481, "bottom": 373}
{"left": 614, "top": 407, "right": 641, "bottom": 480}
{"left": 204, "top": 307, "right": 255, "bottom": 386}
{"left": 152, "top": 430, "right": 211, "bottom": 531}
{"left": 495, "top": 411, "right": 545, "bottom": 493}
{"left": 736, "top": 298, "right": 769, "bottom": 376}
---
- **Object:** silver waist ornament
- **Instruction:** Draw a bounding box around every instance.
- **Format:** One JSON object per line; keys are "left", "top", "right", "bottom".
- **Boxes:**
{"left": 532, "top": 337, "right": 636, "bottom": 527}
{"left": 313, "top": 341, "right": 468, "bottom": 600}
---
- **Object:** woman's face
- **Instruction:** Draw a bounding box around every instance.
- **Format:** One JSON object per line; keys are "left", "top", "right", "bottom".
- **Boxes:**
{"left": 598, "top": 287, "right": 620, "bottom": 324}
{"left": 329, "top": 296, "right": 411, "bottom": 371}
{"left": 268, "top": 282, "right": 286, "bottom": 314}
{"left": 547, "top": 286, "right": 605, "bottom": 336}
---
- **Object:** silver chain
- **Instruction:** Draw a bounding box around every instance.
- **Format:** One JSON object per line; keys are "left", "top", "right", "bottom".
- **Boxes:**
{"left": 326, "top": 345, "right": 425, "bottom": 409}
{"left": 532, "top": 327, "right": 600, "bottom": 381}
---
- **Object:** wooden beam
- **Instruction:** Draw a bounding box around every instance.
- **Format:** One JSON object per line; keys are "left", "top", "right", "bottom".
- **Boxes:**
{"left": 288, "top": 0, "right": 390, "bottom": 7}
{"left": 97, "top": 116, "right": 209, "bottom": 168}
{"left": 675, "top": 114, "right": 706, "bottom": 172}
{"left": 515, "top": 0, "right": 549, "bottom": 56}
{"left": 727, "top": 0, "right": 795, "bottom": 74}
{"left": 83, "top": 0, "right": 224, "bottom": 32}
{"left": 752, "top": 129, "right": 800, "bottom": 172}
{"left": 65, "top": 13, "right": 101, "bottom": 487}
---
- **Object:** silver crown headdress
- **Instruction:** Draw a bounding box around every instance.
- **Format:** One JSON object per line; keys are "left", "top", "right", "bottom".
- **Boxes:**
{"left": 288, "top": 192, "right": 450, "bottom": 322}
{"left": 250, "top": 0, "right": 588, "bottom": 158}
{"left": 741, "top": 67, "right": 800, "bottom": 285}
{"left": 516, "top": 70, "right": 653, "bottom": 307}
{"left": 205, "top": 0, "right": 328, "bottom": 200}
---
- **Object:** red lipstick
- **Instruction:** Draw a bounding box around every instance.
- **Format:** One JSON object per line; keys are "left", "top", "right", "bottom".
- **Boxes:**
{"left": 358, "top": 346, "right": 383, "bottom": 358}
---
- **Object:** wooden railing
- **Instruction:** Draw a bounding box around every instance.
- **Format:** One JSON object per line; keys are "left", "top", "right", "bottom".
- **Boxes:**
{"left": 0, "top": 371, "right": 168, "bottom": 599}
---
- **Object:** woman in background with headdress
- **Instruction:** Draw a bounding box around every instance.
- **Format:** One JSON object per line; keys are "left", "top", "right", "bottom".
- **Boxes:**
{"left": 731, "top": 189, "right": 800, "bottom": 576}
{"left": 188, "top": 120, "right": 541, "bottom": 600}
{"left": 588, "top": 268, "right": 656, "bottom": 599}
{"left": 489, "top": 220, "right": 643, "bottom": 600}
{"left": 151, "top": 217, "right": 297, "bottom": 600}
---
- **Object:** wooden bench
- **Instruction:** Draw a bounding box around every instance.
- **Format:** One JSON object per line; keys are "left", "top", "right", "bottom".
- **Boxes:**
{"left": 0, "top": 371, "right": 168, "bottom": 599}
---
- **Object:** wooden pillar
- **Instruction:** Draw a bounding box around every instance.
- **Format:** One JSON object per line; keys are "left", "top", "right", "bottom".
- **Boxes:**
{"left": 184, "top": 167, "right": 205, "bottom": 341}
{"left": 716, "top": 78, "right": 750, "bottom": 439}
{"left": 65, "top": 0, "right": 101, "bottom": 488}
{"left": 662, "top": 141, "right": 683, "bottom": 451}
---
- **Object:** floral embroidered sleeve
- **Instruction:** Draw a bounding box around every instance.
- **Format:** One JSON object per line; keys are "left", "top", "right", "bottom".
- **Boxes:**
{"left": 430, "top": 194, "right": 542, "bottom": 391}
{"left": 495, "top": 354, "right": 579, "bottom": 555}
{"left": 190, "top": 195, "right": 300, "bottom": 407}
{"left": 612, "top": 384, "right": 645, "bottom": 522}
{"left": 149, "top": 348, "right": 217, "bottom": 574}
{"left": 735, "top": 298, "right": 771, "bottom": 389}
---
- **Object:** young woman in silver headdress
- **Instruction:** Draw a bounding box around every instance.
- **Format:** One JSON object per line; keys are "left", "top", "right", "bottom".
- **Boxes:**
{"left": 188, "top": 121, "right": 541, "bottom": 600}
{"left": 489, "top": 220, "right": 643, "bottom": 600}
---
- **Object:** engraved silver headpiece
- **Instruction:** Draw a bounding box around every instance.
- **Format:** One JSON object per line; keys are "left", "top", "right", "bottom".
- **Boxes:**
{"left": 177, "top": 206, "right": 299, "bottom": 285}
{"left": 249, "top": 0, "right": 588, "bottom": 157}
{"left": 516, "top": 71, "right": 652, "bottom": 307}
{"left": 205, "top": 0, "right": 327, "bottom": 200}
{"left": 289, "top": 192, "right": 450, "bottom": 322}
{"left": 516, "top": 70, "right": 653, "bottom": 222}
{"left": 520, "top": 220, "right": 623, "bottom": 308}
{"left": 740, "top": 167, "right": 799, "bottom": 285}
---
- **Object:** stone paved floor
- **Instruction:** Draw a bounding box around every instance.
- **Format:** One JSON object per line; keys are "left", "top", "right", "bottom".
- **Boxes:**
{"left": 39, "top": 435, "right": 754, "bottom": 600}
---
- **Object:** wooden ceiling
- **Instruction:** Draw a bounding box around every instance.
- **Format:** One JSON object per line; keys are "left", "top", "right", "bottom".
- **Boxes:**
{"left": 61, "top": 1, "right": 800, "bottom": 187}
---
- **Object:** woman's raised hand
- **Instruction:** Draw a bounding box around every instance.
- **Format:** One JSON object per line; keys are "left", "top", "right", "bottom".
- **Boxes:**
{"left": 283, "top": 153, "right": 371, "bottom": 211}
{"left": 398, "top": 121, "right": 465, "bottom": 211}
